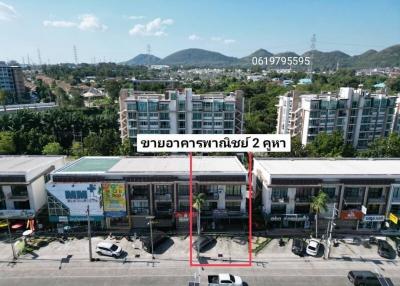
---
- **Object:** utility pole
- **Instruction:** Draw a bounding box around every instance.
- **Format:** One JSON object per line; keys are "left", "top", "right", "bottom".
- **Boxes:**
{"left": 146, "top": 216, "right": 155, "bottom": 260}
{"left": 7, "top": 218, "right": 17, "bottom": 260}
{"left": 324, "top": 203, "right": 337, "bottom": 260}
{"left": 87, "top": 205, "right": 93, "bottom": 262}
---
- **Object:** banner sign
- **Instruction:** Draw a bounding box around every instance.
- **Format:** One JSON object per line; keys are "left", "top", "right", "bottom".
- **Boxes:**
{"left": 340, "top": 210, "right": 364, "bottom": 220}
{"left": 137, "top": 134, "right": 291, "bottom": 153}
{"left": 363, "top": 215, "right": 385, "bottom": 222}
{"left": 389, "top": 213, "right": 398, "bottom": 224}
{"left": 0, "top": 209, "right": 35, "bottom": 219}
{"left": 46, "top": 183, "right": 103, "bottom": 220}
{"left": 102, "top": 183, "right": 127, "bottom": 217}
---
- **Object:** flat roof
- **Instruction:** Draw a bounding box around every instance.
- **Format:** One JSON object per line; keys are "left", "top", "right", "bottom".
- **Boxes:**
{"left": 0, "top": 156, "right": 65, "bottom": 181}
{"left": 57, "top": 157, "right": 121, "bottom": 173}
{"left": 54, "top": 156, "right": 246, "bottom": 175}
{"left": 254, "top": 158, "right": 400, "bottom": 177}
{"left": 108, "top": 156, "right": 246, "bottom": 175}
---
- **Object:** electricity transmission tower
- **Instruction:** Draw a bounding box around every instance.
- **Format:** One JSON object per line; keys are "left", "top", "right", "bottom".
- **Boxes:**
{"left": 307, "top": 34, "right": 316, "bottom": 81}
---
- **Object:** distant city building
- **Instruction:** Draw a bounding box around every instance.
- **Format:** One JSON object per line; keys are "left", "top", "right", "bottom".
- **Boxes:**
{"left": 0, "top": 62, "right": 25, "bottom": 103}
{"left": 276, "top": 87, "right": 399, "bottom": 149}
{"left": 0, "top": 102, "right": 57, "bottom": 114}
{"left": 119, "top": 88, "right": 244, "bottom": 146}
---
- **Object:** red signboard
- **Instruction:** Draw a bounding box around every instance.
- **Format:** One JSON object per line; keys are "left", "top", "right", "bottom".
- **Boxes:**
{"left": 340, "top": 210, "right": 364, "bottom": 220}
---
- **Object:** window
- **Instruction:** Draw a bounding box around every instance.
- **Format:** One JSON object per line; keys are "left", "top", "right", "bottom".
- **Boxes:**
{"left": 193, "top": 121, "right": 202, "bottom": 129}
{"left": 127, "top": 103, "right": 137, "bottom": 111}
{"left": 224, "top": 121, "right": 234, "bottom": 129}
{"left": 368, "top": 188, "right": 383, "bottom": 199}
{"left": 178, "top": 201, "right": 190, "bottom": 211}
{"left": 226, "top": 185, "right": 241, "bottom": 197}
{"left": 11, "top": 186, "right": 28, "bottom": 197}
{"left": 160, "top": 121, "right": 170, "bottom": 129}
{"left": 148, "top": 102, "right": 158, "bottom": 112}
{"left": 224, "top": 103, "right": 235, "bottom": 111}
{"left": 392, "top": 187, "right": 400, "bottom": 201}
{"left": 0, "top": 190, "right": 6, "bottom": 210}
{"left": 225, "top": 201, "right": 241, "bottom": 211}
{"left": 156, "top": 202, "right": 172, "bottom": 212}
{"left": 193, "top": 113, "right": 202, "bottom": 120}
{"left": 14, "top": 201, "right": 30, "bottom": 210}
{"left": 178, "top": 113, "right": 186, "bottom": 120}
{"left": 131, "top": 200, "right": 149, "bottom": 215}
{"left": 213, "top": 101, "right": 223, "bottom": 112}
{"left": 178, "top": 121, "right": 186, "bottom": 129}
{"left": 155, "top": 185, "right": 172, "bottom": 196}
{"left": 214, "top": 112, "right": 223, "bottom": 118}
{"left": 178, "top": 100, "right": 186, "bottom": 111}
{"left": 271, "top": 188, "right": 288, "bottom": 202}
{"left": 192, "top": 102, "right": 202, "bottom": 111}
{"left": 159, "top": 103, "right": 169, "bottom": 111}
{"left": 160, "top": 112, "right": 169, "bottom": 120}
{"left": 271, "top": 204, "right": 286, "bottom": 214}
{"left": 203, "top": 102, "right": 212, "bottom": 111}
{"left": 149, "top": 121, "right": 158, "bottom": 127}
{"left": 178, "top": 185, "right": 189, "bottom": 196}
{"left": 224, "top": 113, "right": 234, "bottom": 120}
{"left": 138, "top": 102, "right": 147, "bottom": 112}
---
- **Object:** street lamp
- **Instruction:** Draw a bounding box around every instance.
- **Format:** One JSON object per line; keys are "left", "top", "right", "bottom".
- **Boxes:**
{"left": 146, "top": 215, "right": 155, "bottom": 260}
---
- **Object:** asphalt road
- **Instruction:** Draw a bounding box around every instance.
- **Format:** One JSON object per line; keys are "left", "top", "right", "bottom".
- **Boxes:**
{"left": 0, "top": 259, "right": 398, "bottom": 286}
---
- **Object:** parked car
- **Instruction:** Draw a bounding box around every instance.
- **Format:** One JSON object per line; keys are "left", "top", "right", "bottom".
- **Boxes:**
{"left": 377, "top": 240, "right": 396, "bottom": 259}
{"left": 95, "top": 242, "right": 122, "bottom": 257}
{"left": 140, "top": 230, "right": 168, "bottom": 252}
{"left": 292, "top": 238, "right": 307, "bottom": 256}
{"left": 208, "top": 273, "right": 243, "bottom": 286}
{"left": 347, "top": 271, "right": 381, "bottom": 286}
{"left": 306, "top": 239, "right": 320, "bottom": 256}
{"left": 193, "top": 235, "right": 216, "bottom": 252}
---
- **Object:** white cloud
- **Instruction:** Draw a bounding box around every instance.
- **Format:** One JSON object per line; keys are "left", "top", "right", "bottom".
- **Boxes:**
{"left": 129, "top": 18, "right": 174, "bottom": 36}
{"left": 78, "top": 14, "right": 107, "bottom": 31}
{"left": 128, "top": 15, "right": 145, "bottom": 20}
{"left": 43, "top": 20, "right": 76, "bottom": 28}
{"left": 212, "top": 36, "right": 236, "bottom": 44}
{"left": 43, "top": 14, "right": 107, "bottom": 31}
{"left": 188, "top": 34, "right": 201, "bottom": 41}
{"left": 223, "top": 39, "right": 236, "bottom": 44}
{"left": 0, "top": 1, "right": 17, "bottom": 21}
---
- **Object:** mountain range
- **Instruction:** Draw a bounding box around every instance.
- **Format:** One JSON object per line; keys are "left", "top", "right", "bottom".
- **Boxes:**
{"left": 123, "top": 45, "right": 400, "bottom": 70}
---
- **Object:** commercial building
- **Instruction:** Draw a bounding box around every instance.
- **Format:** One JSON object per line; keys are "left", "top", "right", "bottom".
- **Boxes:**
{"left": 276, "top": 88, "right": 399, "bottom": 149}
{"left": 0, "top": 62, "right": 25, "bottom": 103}
{"left": 0, "top": 156, "right": 66, "bottom": 222}
{"left": 119, "top": 88, "right": 244, "bottom": 146}
{"left": 253, "top": 158, "right": 400, "bottom": 231}
{"left": 46, "top": 156, "right": 248, "bottom": 230}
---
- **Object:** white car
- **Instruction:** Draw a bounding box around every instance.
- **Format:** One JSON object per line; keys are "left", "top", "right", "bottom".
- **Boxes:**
{"left": 95, "top": 242, "right": 122, "bottom": 257}
{"left": 306, "top": 239, "right": 320, "bottom": 256}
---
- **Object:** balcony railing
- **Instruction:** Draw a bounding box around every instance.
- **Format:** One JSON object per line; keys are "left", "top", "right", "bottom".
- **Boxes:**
{"left": 7, "top": 193, "right": 29, "bottom": 201}
{"left": 155, "top": 194, "right": 172, "bottom": 201}
{"left": 295, "top": 196, "right": 312, "bottom": 203}
{"left": 271, "top": 197, "right": 289, "bottom": 203}
{"left": 225, "top": 194, "right": 242, "bottom": 200}
{"left": 367, "top": 197, "right": 386, "bottom": 204}
{"left": 343, "top": 196, "right": 363, "bottom": 203}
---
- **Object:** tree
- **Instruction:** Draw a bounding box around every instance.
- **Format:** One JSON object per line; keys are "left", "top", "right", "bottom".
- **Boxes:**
{"left": 361, "top": 133, "right": 400, "bottom": 157}
{"left": 71, "top": 141, "right": 86, "bottom": 158}
{"left": 119, "top": 138, "right": 134, "bottom": 156}
{"left": 306, "top": 131, "right": 356, "bottom": 157}
{"left": 0, "top": 131, "right": 16, "bottom": 154}
{"left": 42, "top": 142, "right": 64, "bottom": 155}
{"left": 193, "top": 192, "right": 206, "bottom": 260}
{"left": 105, "top": 81, "right": 122, "bottom": 102}
{"left": 0, "top": 89, "right": 7, "bottom": 111}
{"left": 311, "top": 191, "right": 328, "bottom": 238}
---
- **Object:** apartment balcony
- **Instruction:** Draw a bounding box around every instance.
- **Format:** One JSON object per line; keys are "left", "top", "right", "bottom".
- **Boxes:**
{"left": 225, "top": 194, "right": 243, "bottom": 201}
{"left": 367, "top": 197, "right": 386, "bottom": 204}
{"left": 132, "top": 196, "right": 148, "bottom": 201}
{"left": 155, "top": 209, "right": 173, "bottom": 218}
{"left": 155, "top": 194, "right": 172, "bottom": 201}
{"left": 392, "top": 197, "right": 400, "bottom": 203}
{"left": 343, "top": 196, "right": 363, "bottom": 204}
{"left": 295, "top": 196, "right": 312, "bottom": 203}
{"left": 7, "top": 193, "right": 29, "bottom": 201}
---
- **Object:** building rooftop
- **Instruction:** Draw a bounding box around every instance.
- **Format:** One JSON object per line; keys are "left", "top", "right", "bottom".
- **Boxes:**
{"left": 54, "top": 156, "right": 246, "bottom": 176}
{"left": 254, "top": 158, "right": 400, "bottom": 178}
{"left": 56, "top": 157, "right": 121, "bottom": 173}
{"left": 108, "top": 156, "right": 247, "bottom": 175}
{"left": 0, "top": 156, "right": 65, "bottom": 181}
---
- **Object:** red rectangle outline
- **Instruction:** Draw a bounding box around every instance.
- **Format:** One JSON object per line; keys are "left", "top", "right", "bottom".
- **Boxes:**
{"left": 189, "top": 152, "right": 253, "bottom": 267}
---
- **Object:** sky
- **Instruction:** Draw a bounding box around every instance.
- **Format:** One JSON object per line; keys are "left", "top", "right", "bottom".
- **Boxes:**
{"left": 0, "top": 0, "right": 399, "bottom": 64}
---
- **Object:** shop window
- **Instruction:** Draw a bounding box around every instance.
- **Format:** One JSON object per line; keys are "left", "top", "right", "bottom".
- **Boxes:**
{"left": 225, "top": 185, "right": 241, "bottom": 197}
{"left": 14, "top": 200, "right": 30, "bottom": 210}
{"left": 11, "top": 185, "right": 28, "bottom": 197}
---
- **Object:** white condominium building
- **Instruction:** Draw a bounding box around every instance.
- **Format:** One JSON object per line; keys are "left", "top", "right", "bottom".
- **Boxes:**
{"left": 276, "top": 88, "right": 399, "bottom": 149}
{"left": 119, "top": 88, "right": 244, "bottom": 146}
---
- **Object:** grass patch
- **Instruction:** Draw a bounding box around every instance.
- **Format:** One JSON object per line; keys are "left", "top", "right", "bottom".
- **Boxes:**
{"left": 252, "top": 237, "right": 272, "bottom": 255}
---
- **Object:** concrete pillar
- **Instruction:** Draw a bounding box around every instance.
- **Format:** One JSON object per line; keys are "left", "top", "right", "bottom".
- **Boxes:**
{"left": 263, "top": 186, "right": 272, "bottom": 214}
{"left": 240, "top": 185, "right": 246, "bottom": 213}
{"left": 287, "top": 187, "right": 296, "bottom": 214}
{"left": 338, "top": 184, "right": 345, "bottom": 213}
{"left": 217, "top": 185, "right": 225, "bottom": 209}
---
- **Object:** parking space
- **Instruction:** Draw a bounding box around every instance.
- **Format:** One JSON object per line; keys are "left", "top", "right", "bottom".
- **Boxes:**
{"left": 1, "top": 234, "right": 399, "bottom": 264}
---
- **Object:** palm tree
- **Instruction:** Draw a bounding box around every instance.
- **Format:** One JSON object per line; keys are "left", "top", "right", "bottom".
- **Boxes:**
{"left": 311, "top": 191, "right": 328, "bottom": 238}
{"left": 193, "top": 192, "right": 206, "bottom": 260}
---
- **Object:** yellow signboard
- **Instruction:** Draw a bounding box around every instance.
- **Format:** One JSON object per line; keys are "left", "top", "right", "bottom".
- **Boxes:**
{"left": 102, "top": 183, "right": 126, "bottom": 217}
{"left": 389, "top": 213, "right": 398, "bottom": 224}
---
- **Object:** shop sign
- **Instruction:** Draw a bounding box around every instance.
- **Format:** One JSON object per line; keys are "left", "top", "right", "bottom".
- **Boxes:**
{"left": 46, "top": 183, "right": 103, "bottom": 218}
{"left": 389, "top": 213, "right": 398, "bottom": 224}
{"left": 213, "top": 209, "right": 228, "bottom": 218}
{"left": 102, "top": 183, "right": 127, "bottom": 217}
{"left": 268, "top": 214, "right": 309, "bottom": 222}
{"left": 0, "top": 209, "right": 35, "bottom": 218}
{"left": 363, "top": 215, "right": 385, "bottom": 222}
{"left": 340, "top": 210, "right": 364, "bottom": 220}
{"left": 58, "top": 216, "right": 68, "bottom": 222}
